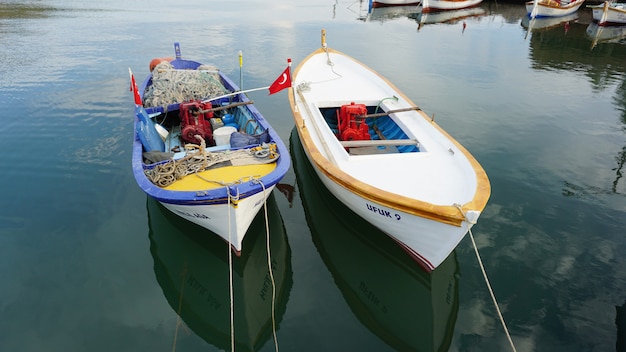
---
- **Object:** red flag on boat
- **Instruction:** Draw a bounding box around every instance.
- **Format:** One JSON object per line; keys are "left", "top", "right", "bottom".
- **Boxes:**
{"left": 128, "top": 68, "right": 142, "bottom": 105}
{"left": 269, "top": 59, "right": 292, "bottom": 95}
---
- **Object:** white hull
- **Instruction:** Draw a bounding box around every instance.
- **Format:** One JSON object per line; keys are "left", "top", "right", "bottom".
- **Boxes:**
{"left": 421, "top": 0, "right": 483, "bottom": 12}
{"left": 160, "top": 185, "right": 275, "bottom": 252}
{"left": 301, "top": 144, "right": 474, "bottom": 271}
{"left": 372, "top": 0, "right": 420, "bottom": 7}
{"left": 525, "top": 0, "right": 585, "bottom": 18}
{"left": 590, "top": 1, "right": 626, "bottom": 26}
{"left": 288, "top": 32, "right": 490, "bottom": 271}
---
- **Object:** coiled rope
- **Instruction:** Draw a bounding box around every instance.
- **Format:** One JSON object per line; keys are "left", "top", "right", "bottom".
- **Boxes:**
{"left": 455, "top": 204, "right": 517, "bottom": 352}
{"left": 144, "top": 139, "right": 279, "bottom": 187}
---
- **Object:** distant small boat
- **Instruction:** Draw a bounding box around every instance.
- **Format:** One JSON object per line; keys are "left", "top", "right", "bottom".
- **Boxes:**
{"left": 525, "top": 0, "right": 585, "bottom": 19}
{"left": 291, "top": 127, "right": 459, "bottom": 351}
{"left": 371, "top": 0, "right": 421, "bottom": 8}
{"left": 131, "top": 43, "right": 290, "bottom": 254}
{"left": 421, "top": 0, "right": 483, "bottom": 13}
{"left": 288, "top": 30, "right": 491, "bottom": 271}
{"left": 148, "top": 195, "right": 292, "bottom": 351}
{"left": 588, "top": 1, "right": 626, "bottom": 26}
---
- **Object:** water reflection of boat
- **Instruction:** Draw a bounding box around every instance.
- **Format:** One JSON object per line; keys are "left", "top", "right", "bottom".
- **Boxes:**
{"left": 364, "top": 4, "right": 422, "bottom": 22}
{"left": 521, "top": 12, "right": 577, "bottom": 31}
{"left": 421, "top": 0, "right": 483, "bottom": 13}
{"left": 147, "top": 194, "right": 293, "bottom": 351}
{"left": 411, "top": 5, "right": 485, "bottom": 27}
{"left": 290, "top": 128, "right": 460, "bottom": 351}
{"left": 586, "top": 22, "right": 626, "bottom": 48}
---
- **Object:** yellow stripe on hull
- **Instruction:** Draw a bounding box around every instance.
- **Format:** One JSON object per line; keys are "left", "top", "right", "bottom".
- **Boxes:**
{"left": 164, "top": 163, "right": 277, "bottom": 191}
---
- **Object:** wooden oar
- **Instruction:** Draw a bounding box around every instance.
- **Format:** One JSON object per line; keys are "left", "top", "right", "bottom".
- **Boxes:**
{"left": 356, "top": 106, "right": 421, "bottom": 119}
{"left": 198, "top": 101, "right": 253, "bottom": 114}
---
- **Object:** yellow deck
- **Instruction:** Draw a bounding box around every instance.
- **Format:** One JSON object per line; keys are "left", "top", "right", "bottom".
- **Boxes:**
{"left": 164, "top": 163, "right": 277, "bottom": 191}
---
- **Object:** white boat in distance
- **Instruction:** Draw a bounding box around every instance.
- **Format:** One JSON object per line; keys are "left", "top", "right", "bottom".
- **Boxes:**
{"left": 288, "top": 30, "right": 491, "bottom": 272}
{"left": 370, "top": 0, "right": 420, "bottom": 8}
{"left": 588, "top": 1, "right": 626, "bottom": 26}
{"left": 421, "top": 0, "right": 483, "bottom": 13}
{"left": 526, "top": 0, "right": 585, "bottom": 19}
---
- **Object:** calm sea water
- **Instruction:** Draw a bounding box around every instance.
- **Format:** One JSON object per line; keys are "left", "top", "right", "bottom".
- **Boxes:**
{"left": 1, "top": 0, "right": 625, "bottom": 351}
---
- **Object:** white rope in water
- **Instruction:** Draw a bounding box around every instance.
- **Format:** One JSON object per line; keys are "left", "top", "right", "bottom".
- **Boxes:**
{"left": 227, "top": 187, "right": 235, "bottom": 352}
{"left": 468, "top": 228, "right": 517, "bottom": 352}
{"left": 455, "top": 205, "right": 517, "bottom": 352}
{"left": 258, "top": 180, "right": 279, "bottom": 351}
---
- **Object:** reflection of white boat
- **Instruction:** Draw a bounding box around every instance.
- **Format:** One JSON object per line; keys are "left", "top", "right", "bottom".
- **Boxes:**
{"left": 586, "top": 22, "right": 626, "bottom": 48}
{"left": 589, "top": 1, "right": 626, "bottom": 26}
{"left": 148, "top": 195, "right": 292, "bottom": 351}
{"left": 413, "top": 5, "right": 485, "bottom": 25}
{"left": 291, "top": 128, "right": 460, "bottom": 351}
{"left": 521, "top": 12, "right": 577, "bottom": 30}
{"left": 421, "top": 0, "right": 483, "bottom": 13}
{"left": 371, "top": 0, "right": 420, "bottom": 8}
{"left": 525, "top": 0, "right": 585, "bottom": 19}
{"left": 365, "top": 4, "right": 422, "bottom": 22}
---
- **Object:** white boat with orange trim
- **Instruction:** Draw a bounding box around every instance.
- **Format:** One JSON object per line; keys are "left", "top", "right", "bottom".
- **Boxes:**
{"left": 288, "top": 30, "right": 490, "bottom": 272}
{"left": 588, "top": 1, "right": 626, "bottom": 26}
{"left": 421, "top": 0, "right": 482, "bottom": 13}
{"left": 131, "top": 43, "right": 290, "bottom": 254}
{"left": 526, "top": 0, "right": 585, "bottom": 19}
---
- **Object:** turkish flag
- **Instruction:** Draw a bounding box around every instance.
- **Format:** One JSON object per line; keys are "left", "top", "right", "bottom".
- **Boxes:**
{"left": 128, "top": 68, "right": 142, "bottom": 105}
{"left": 268, "top": 65, "right": 291, "bottom": 95}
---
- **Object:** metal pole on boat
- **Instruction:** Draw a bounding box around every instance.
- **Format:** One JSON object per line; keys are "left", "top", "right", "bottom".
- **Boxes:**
{"left": 239, "top": 50, "right": 243, "bottom": 90}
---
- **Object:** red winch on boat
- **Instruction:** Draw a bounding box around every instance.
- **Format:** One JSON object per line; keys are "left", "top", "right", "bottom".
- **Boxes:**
{"left": 180, "top": 101, "right": 215, "bottom": 145}
{"left": 337, "top": 102, "right": 370, "bottom": 141}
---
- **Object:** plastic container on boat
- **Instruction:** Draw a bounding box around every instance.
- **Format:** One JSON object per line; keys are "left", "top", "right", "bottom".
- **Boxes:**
{"left": 213, "top": 126, "right": 237, "bottom": 146}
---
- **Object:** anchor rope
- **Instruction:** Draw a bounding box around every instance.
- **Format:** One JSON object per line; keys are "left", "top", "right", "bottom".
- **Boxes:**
{"left": 256, "top": 180, "right": 279, "bottom": 351}
{"left": 454, "top": 204, "right": 517, "bottom": 352}
{"left": 227, "top": 186, "right": 236, "bottom": 352}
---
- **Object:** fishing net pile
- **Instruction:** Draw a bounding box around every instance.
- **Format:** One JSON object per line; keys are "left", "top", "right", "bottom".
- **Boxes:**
{"left": 142, "top": 61, "right": 229, "bottom": 109}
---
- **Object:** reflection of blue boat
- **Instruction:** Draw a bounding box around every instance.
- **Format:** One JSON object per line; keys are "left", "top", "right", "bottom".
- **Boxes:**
{"left": 291, "top": 128, "right": 460, "bottom": 351}
{"left": 147, "top": 194, "right": 292, "bottom": 351}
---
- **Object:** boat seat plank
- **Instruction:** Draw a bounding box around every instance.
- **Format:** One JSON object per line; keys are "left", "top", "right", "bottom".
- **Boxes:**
{"left": 340, "top": 139, "right": 419, "bottom": 147}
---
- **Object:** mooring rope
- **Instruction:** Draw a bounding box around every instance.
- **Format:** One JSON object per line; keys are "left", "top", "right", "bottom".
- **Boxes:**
{"left": 171, "top": 265, "right": 188, "bottom": 352}
{"left": 256, "top": 180, "right": 279, "bottom": 351}
{"left": 455, "top": 205, "right": 517, "bottom": 352}
{"left": 227, "top": 186, "right": 236, "bottom": 352}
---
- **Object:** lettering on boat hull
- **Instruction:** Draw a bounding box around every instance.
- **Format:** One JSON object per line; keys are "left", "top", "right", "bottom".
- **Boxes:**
{"left": 366, "top": 203, "right": 401, "bottom": 221}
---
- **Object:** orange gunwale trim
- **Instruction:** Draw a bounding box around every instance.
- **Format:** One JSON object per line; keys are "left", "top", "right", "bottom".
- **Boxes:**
{"left": 288, "top": 47, "right": 491, "bottom": 227}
